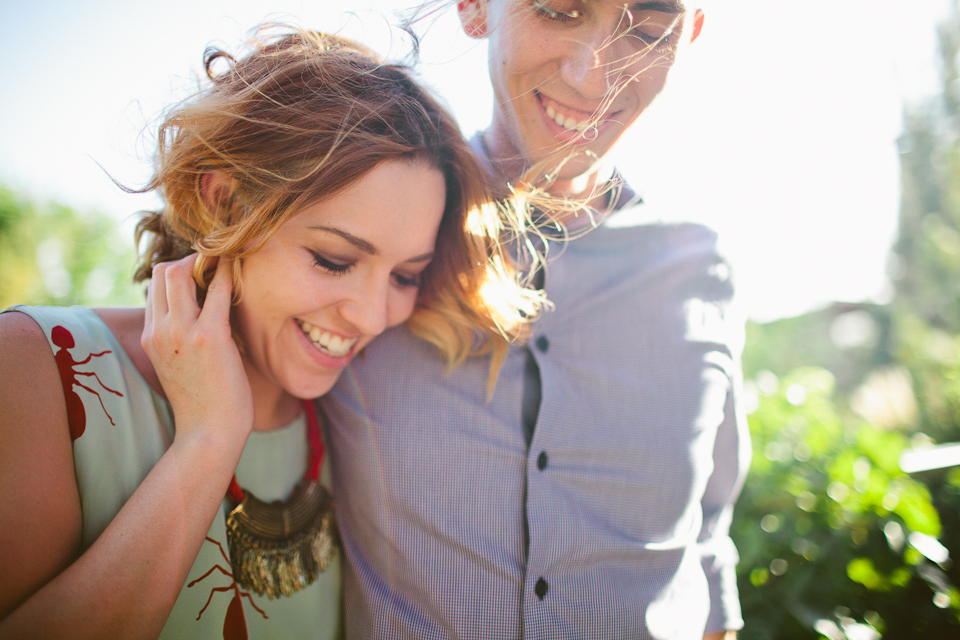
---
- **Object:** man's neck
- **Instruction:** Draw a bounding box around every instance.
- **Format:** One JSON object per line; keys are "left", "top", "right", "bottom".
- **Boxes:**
{"left": 480, "top": 129, "right": 614, "bottom": 220}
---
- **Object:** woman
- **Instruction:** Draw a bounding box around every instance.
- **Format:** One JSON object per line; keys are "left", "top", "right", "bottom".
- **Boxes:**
{"left": 0, "top": 27, "right": 538, "bottom": 639}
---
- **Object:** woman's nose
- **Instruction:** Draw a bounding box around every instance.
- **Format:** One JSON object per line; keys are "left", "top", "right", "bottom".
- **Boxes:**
{"left": 338, "top": 275, "right": 389, "bottom": 338}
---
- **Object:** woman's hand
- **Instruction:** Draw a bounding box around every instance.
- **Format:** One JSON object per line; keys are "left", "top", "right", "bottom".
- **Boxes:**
{"left": 142, "top": 254, "right": 254, "bottom": 444}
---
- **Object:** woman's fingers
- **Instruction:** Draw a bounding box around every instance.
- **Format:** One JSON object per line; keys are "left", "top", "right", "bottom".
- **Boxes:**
{"left": 143, "top": 254, "right": 204, "bottom": 359}
{"left": 142, "top": 263, "right": 169, "bottom": 356}
{"left": 141, "top": 253, "right": 252, "bottom": 440}
{"left": 148, "top": 262, "right": 170, "bottom": 319}
{"left": 199, "top": 257, "right": 233, "bottom": 328}
{"left": 163, "top": 254, "right": 201, "bottom": 321}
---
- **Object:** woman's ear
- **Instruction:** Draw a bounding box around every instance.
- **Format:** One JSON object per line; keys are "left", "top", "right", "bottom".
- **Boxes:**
{"left": 199, "top": 171, "right": 234, "bottom": 212}
{"left": 690, "top": 9, "right": 705, "bottom": 43}
{"left": 457, "top": 0, "right": 488, "bottom": 39}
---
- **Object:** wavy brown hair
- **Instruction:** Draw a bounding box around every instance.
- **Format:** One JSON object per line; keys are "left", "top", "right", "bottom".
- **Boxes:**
{"left": 134, "top": 26, "right": 542, "bottom": 383}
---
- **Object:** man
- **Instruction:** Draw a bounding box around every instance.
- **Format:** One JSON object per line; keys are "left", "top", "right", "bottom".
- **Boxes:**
{"left": 322, "top": 1, "right": 748, "bottom": 638}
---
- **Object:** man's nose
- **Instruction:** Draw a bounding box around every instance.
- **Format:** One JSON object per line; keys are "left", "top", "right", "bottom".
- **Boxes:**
{"left": 559, "top": 30, "right": 621, "bottom": 100}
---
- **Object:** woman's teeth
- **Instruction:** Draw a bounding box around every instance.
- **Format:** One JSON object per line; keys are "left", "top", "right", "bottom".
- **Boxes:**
{"left": 297, "top": 320, "right": 357, "bottom": 357}
{"left": 545, "top": 104, "right": 591, "bottom": 132}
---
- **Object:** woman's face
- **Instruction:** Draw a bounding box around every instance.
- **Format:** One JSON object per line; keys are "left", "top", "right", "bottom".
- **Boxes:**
{"left": 233, "top": 159, "right": 447, "bottom": 402}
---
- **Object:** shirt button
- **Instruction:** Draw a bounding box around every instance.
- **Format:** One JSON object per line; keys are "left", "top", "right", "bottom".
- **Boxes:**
{"left": 535, "top": 335, "right": 550, "bottom": 353}
{"left": 537, "top": 451, "right": 548, "bottom": 471}
{"left": 534, "top": 577, "right": 549, "bottom": 600}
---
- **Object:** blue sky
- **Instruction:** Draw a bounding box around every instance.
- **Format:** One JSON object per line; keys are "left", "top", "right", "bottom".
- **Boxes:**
{"left": 0, "top": 0, "right": 952, "bottom": 320}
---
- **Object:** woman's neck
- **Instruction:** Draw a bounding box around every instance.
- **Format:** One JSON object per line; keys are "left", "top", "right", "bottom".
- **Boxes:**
{"left": 244, "top": 360, "right": 302, "bottom": 432}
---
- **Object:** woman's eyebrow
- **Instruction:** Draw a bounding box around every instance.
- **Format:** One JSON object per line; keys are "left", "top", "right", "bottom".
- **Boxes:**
{"left": 309, "top": 225, "right": 377, "bottom": 255}
{"left": 406, "top": 252, "right": 435, "bottom": 263}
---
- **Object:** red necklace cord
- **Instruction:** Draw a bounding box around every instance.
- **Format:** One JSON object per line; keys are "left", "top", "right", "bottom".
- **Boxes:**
{"left": 226, "top": 400, "right": 325, "bottom": 504}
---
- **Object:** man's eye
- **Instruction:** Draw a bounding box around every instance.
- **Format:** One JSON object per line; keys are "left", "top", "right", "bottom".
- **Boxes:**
{"left": 629, "top": 29, "right": 675, "bottom": 51}
{"left": 532, "top": 1, "right": 582, "bottom": 23}
{"left": 310, "top": 250, "right": 351, "bottom": 275}
{"left": 624, "top": 13, "right": 681, "bottom": 52}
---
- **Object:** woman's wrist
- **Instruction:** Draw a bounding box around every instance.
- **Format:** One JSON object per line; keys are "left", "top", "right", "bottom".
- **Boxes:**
{"left": 169, "top": 426, "right": 250, "bottom": 481}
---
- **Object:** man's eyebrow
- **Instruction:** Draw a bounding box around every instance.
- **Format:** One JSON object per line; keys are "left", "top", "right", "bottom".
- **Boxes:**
{"left": 629, "top": 1, "right": 685, "bottom": 13}
{"left": 309, "top": 226, "right": 377, "bottom": 255}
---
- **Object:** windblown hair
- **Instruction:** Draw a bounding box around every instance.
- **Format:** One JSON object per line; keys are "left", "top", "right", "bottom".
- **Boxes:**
{"left": 134, "top": 26, "right": 542, "bottom": 383}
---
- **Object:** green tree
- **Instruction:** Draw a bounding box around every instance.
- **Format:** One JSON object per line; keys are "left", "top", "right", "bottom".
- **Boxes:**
{"left": 893, "top": 0, "right": 960, "bottom": 332}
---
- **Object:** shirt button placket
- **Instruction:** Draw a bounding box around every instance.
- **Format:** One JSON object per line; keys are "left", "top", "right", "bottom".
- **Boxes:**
{"left": 528, "top": 332, "right": 551, "bottom": 624}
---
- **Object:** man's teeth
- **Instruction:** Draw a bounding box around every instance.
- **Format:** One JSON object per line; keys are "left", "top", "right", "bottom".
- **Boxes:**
{"left": 298, "top": 320, "right": 357, "bottom": 357}
{"left": 545, "top": 104, "right": 591, "bottom": 132}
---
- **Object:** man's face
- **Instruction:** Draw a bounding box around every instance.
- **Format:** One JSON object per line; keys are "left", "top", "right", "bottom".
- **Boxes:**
{"left": 474, "top": 0, "right": 696, "bottom": 182}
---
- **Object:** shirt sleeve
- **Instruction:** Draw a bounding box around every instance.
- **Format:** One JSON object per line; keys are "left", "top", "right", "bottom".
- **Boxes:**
{"left": 699, "top": 362, "right": 751, "bottom": 633}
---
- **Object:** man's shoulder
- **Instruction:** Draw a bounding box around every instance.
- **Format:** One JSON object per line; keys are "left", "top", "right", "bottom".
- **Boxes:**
{"left": 334, "top": 324, "right": 510, "bottom": 395}
{"left": 604, "top": 198, "right": 712, "bottom": 231}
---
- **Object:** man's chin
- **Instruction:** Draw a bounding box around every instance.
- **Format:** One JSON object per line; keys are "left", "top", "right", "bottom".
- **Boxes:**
{"left": 538, "top": 153, "right": 605, "bottom": 188}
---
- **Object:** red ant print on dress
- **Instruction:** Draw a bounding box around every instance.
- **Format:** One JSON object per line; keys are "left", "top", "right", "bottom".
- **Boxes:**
{"left": 189, "top": 536, "right": 268, "bottom": 640}
{"left": 51, "top": 325, "right": 123, "bottom": 441}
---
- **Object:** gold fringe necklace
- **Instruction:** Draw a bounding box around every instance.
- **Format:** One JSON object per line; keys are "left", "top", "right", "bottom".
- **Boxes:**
{"left": 224, "top": 400, "right": 337, "bottom": 600}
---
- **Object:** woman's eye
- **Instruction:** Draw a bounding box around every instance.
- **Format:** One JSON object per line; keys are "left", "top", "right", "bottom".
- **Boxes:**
{"left": 392, "top": 272, "right": 422, "bottom": 289}
{"left": 309, "top": 250, "right": 351, "bottom": 276}
{"left": 532, "top": 1, "right": 582, "bottom": 23}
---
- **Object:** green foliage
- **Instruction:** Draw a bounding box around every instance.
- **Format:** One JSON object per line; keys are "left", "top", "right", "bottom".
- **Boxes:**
{"left": 735, "top": 369, "right": 960, "bottom": 639}
{"left": 0, "top": 185, "right": 141, "bottom": 309}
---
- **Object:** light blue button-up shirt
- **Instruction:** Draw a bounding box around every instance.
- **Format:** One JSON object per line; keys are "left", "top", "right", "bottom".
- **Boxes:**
{"left": 323, "top": 203, "right": 751, "bottom": 639}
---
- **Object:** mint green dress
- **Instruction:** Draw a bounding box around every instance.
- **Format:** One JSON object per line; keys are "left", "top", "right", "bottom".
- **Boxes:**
{"left": 5, "top": 305, "right": 341, "bottom": 639}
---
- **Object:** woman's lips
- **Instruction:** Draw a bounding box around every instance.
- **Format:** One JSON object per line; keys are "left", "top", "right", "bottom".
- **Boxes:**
{"left": 296, "top": 318, "right": 358, "bottom": 359}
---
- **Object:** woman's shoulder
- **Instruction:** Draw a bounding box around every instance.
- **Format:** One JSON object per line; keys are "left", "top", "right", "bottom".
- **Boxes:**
{"left": 0, "top": 308, "right": 84, "bottom": 611}
{"left": 0, "top": 306, "right": 51, "bottom": 351}
{"left": 0, "top": 309, "right": 63, "bottom": 401}
{"left": 0, "top": 308, "right": 66, "bottom": 410}
{"left": 1, "top": 305, "right": 114, "bottom": 353}
{"left": 3, "top": 305, "right": 161, "bottom": 399}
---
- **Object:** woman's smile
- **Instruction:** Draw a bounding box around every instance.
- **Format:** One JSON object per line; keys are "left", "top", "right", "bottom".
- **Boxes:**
{"left": 296, "top": 318, "right": 359, "bottom": 358}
